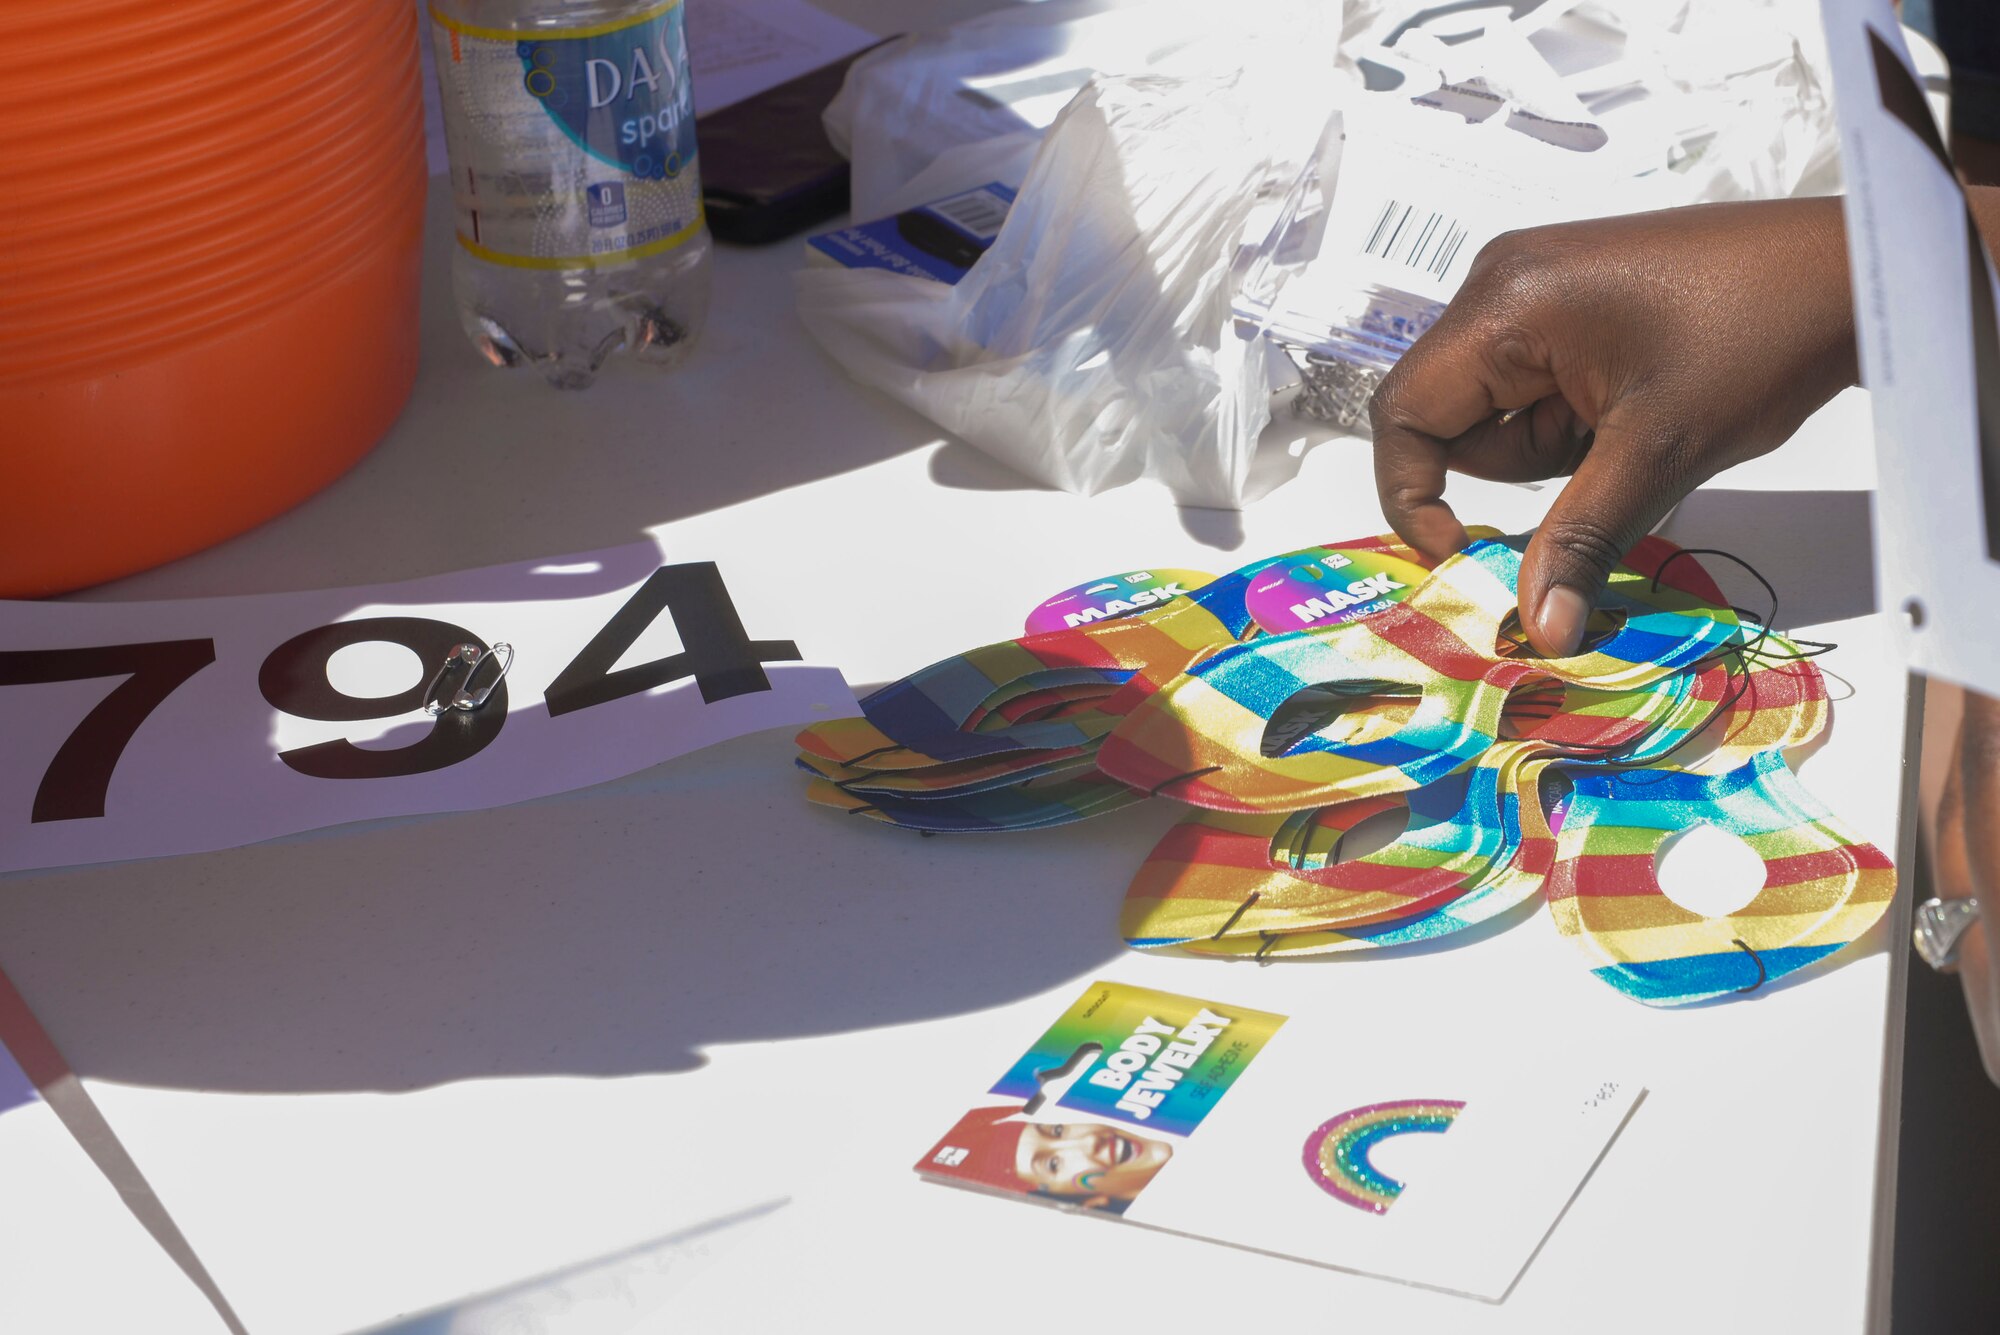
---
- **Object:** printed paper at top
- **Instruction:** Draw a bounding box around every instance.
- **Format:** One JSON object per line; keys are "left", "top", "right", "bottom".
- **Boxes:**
{"left": 989, "top": 982, "right": 1285, "bottom": 1137}
{"left": 0, "top": 542, "right": 853, "bottom": 875}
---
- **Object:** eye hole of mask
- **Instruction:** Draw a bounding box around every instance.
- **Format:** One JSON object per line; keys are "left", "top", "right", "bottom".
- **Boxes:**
{"left": 1270, "top": 799, "right": 1414, "bottom": 871}
{"left": 1316, "top": 803, "right": 1409, "bottom": 867}
{"left": 1654, "top": 822, "right": 1766, "bottom": 917}
{"left": 1497, "top": 677, "right": 1567, "bottom": 739}
{"left": 1492, "top": 607, "right": 1629, "bottom": 658}
{"left": 1260, "top": 681, "right": 1421, "bottom": 758}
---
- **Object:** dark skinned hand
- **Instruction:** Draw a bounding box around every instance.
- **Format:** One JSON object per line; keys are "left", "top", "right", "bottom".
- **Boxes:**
{"left": 1368, "top": 196, "right": 1856, "bottom": 657}
{"left": 1373, "top": 186, "right": 2000, "bottom": 1084}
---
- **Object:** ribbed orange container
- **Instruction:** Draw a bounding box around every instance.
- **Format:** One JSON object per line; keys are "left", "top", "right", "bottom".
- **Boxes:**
{"left": 0, "top": 0, "right": 426, "bottom": 597}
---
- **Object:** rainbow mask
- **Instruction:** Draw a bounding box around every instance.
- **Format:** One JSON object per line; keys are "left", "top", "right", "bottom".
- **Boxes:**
{"left": 796, "top": 531, "right": 1894, "bottom": 1005}
{"left": 1127, "top": 742, "right": 1555, "bottom": 957}
{"left": 1546, "top": 749, "right": 1893, "bottom": 1005}
{"left": 1133, "top": 634, "right": 1850, "bottom": 973}
{"left": 1542, "top": 642, "right": 1886, "bottom": 1006}
{"left": 1094, "top": 536, "right": 1740, "bottom": 812}
{"left": 795, "top": 532, "right": 1488, "bottom": 832}
{"left": 805, "top": 768, "right": 1148, "bottom": 833}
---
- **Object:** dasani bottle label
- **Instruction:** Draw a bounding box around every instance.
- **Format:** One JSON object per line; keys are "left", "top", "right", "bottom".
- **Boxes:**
{"left": 432, "top": 0, "right": 702, "bottom": 267}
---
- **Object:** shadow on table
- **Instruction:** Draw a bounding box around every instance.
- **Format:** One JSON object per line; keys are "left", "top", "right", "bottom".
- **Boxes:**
{"left": 0, "top": 718, "right": 1172, "bottom": 1093}
{"left": 88, "top": 185, "right": 980, "bottom": 602}
{"left": 928, "top": 439, "right": 1256, "bottom": 549}
{"left": 10, "top": 67, "right": 1223, "bottom": 1102}
{"left": 3, "top": 484, "right": 1891, "bottom": 1097}
{"left": 925, "top": 395, "right": 1374, "bottom": 553}
{"left": 3, "top": 44, "right": 1197, "bottom": 1094}
{"left": 1658, "top": 487, "right": 1878, "bottom": 627}
{"left": 0, "top": 476, "right": 1916, "bottom": 1331}
{"left": 358, "top": 1199, "right": 787, "bottom": 1335}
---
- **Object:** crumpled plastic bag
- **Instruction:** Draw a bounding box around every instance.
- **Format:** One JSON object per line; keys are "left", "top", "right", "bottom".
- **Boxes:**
{"left": 1238, "top": 0, "right": 1845, "bottom": 428}
{"left": 802, "top": 0, "right": 1846, "bottom": 507}
{"left": 799, "top": 64, "right": 1333, "bottom": 508}
{"left": 828, "top": 0, "right": 1840, "bottom": 225}
{"left": 1333, "top": 0, "right": 1841, "bottom": 205}
{"left": 823, "top": 0, "right": 1221, "bottom": 221}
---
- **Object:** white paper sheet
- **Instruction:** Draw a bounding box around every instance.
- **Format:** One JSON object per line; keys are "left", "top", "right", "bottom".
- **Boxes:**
{"left": 0, "top": 543, "right": 854, "bottom": 875}
{"left": 1115, "top": 1037, "right": 1638, "bottom": 1300}
{"left": 683, "top": 0, "right": 880, "bottom": 117}
{"left": 1823, "top": 2, "right": 2000, "bottom": 698}
{"left": 913, "top": 981, "right": 1639, "bottom": 1301}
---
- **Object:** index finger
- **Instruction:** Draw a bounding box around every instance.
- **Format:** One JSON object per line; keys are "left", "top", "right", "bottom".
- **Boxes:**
{"left": 1367, "top": 305, "right": 1558, "bottom": 563}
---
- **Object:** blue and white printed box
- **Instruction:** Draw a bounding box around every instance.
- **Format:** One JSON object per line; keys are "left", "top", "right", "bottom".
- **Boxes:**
{"left": 805, "top": 183, "right": 1018, "bottom": 285}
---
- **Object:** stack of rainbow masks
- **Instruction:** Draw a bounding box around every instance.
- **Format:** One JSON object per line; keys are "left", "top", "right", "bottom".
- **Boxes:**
{"left": 797, "top": 532, "right": 1895, "bottom": 1007}
{"left": 795, "top": 531, "right": 1489, "bottom": 833}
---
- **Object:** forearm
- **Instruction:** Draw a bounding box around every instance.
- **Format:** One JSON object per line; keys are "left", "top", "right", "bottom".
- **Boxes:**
{"left": 1972, "top": 183, "right": 2000, "bottom": 268}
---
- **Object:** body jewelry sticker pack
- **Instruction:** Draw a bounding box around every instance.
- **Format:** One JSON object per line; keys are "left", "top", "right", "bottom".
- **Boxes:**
{"left": 916, "top": 981, "right": 1639, "bottom": 1298}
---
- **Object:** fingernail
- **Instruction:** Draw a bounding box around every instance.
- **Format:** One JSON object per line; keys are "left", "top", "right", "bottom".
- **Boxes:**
{"left": 1535, "top": 587, "right": 1589, "bottom": 657}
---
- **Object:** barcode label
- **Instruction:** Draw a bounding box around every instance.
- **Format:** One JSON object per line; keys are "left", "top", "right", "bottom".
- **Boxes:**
{"left": 1361, "top": 199, "right": 1469, "bottom": 281}
{"left": 927, "top": 188, "right": 1012, "bottom": 241}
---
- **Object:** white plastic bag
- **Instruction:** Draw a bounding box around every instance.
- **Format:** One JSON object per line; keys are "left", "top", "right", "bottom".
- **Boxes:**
{"left": 1241, "top": 0, "right": 1845, "bottom": 425}
{"left": 799, "top": 65, "right": 1334, "bottom": 507}
{"left": 803, "top": 0, "right": 1845, "bottom": 504}
{"left": 823, "top": 0, "right": 1221, "bottom": 220}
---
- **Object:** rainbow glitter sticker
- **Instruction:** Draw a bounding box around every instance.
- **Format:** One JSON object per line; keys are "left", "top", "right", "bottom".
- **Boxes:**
{"left": 989, "top": 982, "right": 1288, "bottom": 1138}
{"left": 1026, "top": 569, "right": 1217, "bottom": 636}
{"left": 1244, "top": 547, "right": 1432, "bottom": 635}
{"left": 1303, "top": 1099, "right": 1466, "bottom": 1214}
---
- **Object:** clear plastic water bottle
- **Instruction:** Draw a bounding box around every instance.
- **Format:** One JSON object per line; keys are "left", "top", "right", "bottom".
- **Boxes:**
{"left": 429, "top": 0, "right": 711, "bottom": 389}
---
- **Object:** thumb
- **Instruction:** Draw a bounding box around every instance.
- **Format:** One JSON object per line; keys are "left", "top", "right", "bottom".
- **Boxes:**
{"left": 1517, "top": 422, "right": 1692, "bottom": 657}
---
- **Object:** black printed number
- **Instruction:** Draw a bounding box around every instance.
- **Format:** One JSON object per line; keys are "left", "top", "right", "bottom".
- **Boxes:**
{"left": 0, "top": 639, "right": 218, "bottom": 823}
{"left": 546, "top": 562, "right": 801, "bottom": 715}
{"left": 6, "top": 567, "right": 794, "bottom": 819}
{"left": 257, "top": 617, "right": 507, "bottom": 780}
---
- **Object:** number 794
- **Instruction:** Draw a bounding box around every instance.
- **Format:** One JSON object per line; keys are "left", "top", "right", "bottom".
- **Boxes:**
{"left": 0, "top": 563, "right": 798, "bottom": 823}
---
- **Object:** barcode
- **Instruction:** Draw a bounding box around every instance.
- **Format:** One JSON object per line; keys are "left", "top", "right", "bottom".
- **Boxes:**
{"left": 928, "top": 188, "right": 1011, "bottom": 241}
{"left": 1361, "top": 199, "right": 1469, "bottom": 281}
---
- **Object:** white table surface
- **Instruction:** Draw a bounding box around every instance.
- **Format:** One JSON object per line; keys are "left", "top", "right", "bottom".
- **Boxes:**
{"left": 0, "top": 7, "right": 1921, "bottom": 1332}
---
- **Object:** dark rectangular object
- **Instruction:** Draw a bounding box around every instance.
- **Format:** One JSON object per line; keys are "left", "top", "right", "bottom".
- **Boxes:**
{"left": 696, "top": 41, "right": 892, "bottom": 246}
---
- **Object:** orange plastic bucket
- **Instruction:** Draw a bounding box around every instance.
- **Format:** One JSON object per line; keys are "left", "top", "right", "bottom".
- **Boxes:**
{"left": 0, "top": 0, "right": 426, "bottom": 598}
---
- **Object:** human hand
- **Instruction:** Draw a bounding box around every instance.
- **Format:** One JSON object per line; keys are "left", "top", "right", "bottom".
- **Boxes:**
{"left": 1368, "top": 197, "right": 1858, "bottom": 655}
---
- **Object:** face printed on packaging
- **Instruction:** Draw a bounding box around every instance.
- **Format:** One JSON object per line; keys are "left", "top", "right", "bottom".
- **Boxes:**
{"left": 920, "top": 1103, "right": 1175, "bottom": 1213}
{"left": 1014, "top": 1121, "right": 1175, "bottom": 1208}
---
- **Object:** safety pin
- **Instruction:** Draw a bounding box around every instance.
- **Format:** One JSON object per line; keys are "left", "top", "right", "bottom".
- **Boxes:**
{"left": 423, "top": 642, "right": 514, "bottom": 716}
